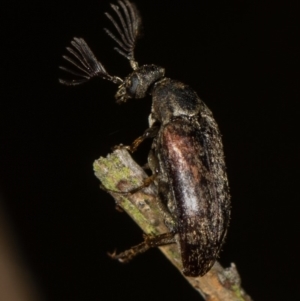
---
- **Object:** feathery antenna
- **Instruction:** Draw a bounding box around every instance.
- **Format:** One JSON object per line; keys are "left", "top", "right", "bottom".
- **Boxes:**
{"left": 104, "top": 0, "right": 141, "bottom": 69}
{"left": 59, "top": 1, "right": 142, "bottom": 86}
{"left": 59, "top": 38, "right": 122, "bottom": 86}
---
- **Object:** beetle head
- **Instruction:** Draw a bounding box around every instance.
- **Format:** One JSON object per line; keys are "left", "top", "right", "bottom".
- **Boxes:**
{"left": 115, "top": 65, "right": 165, "bottom": 103}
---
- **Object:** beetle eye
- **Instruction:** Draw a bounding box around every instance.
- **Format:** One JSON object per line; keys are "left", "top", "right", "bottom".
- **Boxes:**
{"left": 126, "top": 74, "right": 139, "bottom": 97}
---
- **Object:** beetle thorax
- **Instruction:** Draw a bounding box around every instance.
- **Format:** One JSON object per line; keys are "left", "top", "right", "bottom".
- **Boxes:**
{"left": 151, "top": 78, "right": 202, "bottom": 125}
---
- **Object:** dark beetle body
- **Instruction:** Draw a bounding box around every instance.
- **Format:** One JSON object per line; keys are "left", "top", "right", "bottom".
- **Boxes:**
{"left": 150, "top": 79, "right": 230, "bottom": 276}
{"left": 60, "top": 0, "right": 230, "bottom": 277}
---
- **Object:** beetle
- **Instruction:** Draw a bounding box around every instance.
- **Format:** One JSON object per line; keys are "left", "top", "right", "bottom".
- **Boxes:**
{"left": 60, "top": 0, "right": 230, "bottom": 277}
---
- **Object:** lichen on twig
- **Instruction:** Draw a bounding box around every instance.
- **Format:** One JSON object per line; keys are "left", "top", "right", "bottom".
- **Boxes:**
{"left": 93, "top": 149, "right": 252, "bottom": 301}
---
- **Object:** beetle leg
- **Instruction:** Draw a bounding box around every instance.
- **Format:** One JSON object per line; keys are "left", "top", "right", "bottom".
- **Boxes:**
{"left": 113, "top": 125, "right": 159, "bottom": 153}
{"left": 108, "top": 232, "right": 176, "bottom": 263}
{"left": 100, "top": 174, "right": 157, "bottom": 195}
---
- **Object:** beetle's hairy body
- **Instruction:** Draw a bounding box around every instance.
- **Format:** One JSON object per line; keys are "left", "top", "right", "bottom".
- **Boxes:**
{"left": 60, "top": 0, "right": 231, "bottom": 277}
{"left": 150, "top": 79, "right": 230, "bottom": 276}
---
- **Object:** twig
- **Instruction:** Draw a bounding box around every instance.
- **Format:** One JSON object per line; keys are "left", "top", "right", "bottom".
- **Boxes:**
{"left": 93, "top": 149, "right": 252, "bottom": 301}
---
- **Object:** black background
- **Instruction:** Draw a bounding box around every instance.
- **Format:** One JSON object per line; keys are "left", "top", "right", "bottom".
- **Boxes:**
{"left": 2, "top": 0, "right": 299, "bottom": 300}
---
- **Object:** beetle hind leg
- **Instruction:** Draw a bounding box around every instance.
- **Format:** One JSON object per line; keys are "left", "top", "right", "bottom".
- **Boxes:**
{"left": 109, "top": 232, "right": 176, "bottom": 263}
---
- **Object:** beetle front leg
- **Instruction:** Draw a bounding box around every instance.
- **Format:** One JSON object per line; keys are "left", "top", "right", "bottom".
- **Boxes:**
{"left": 114, "top": 125, "right": 159, "bottom": 153}
{"left": 109, "top": 232, "right": 176, "bottom": 263}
